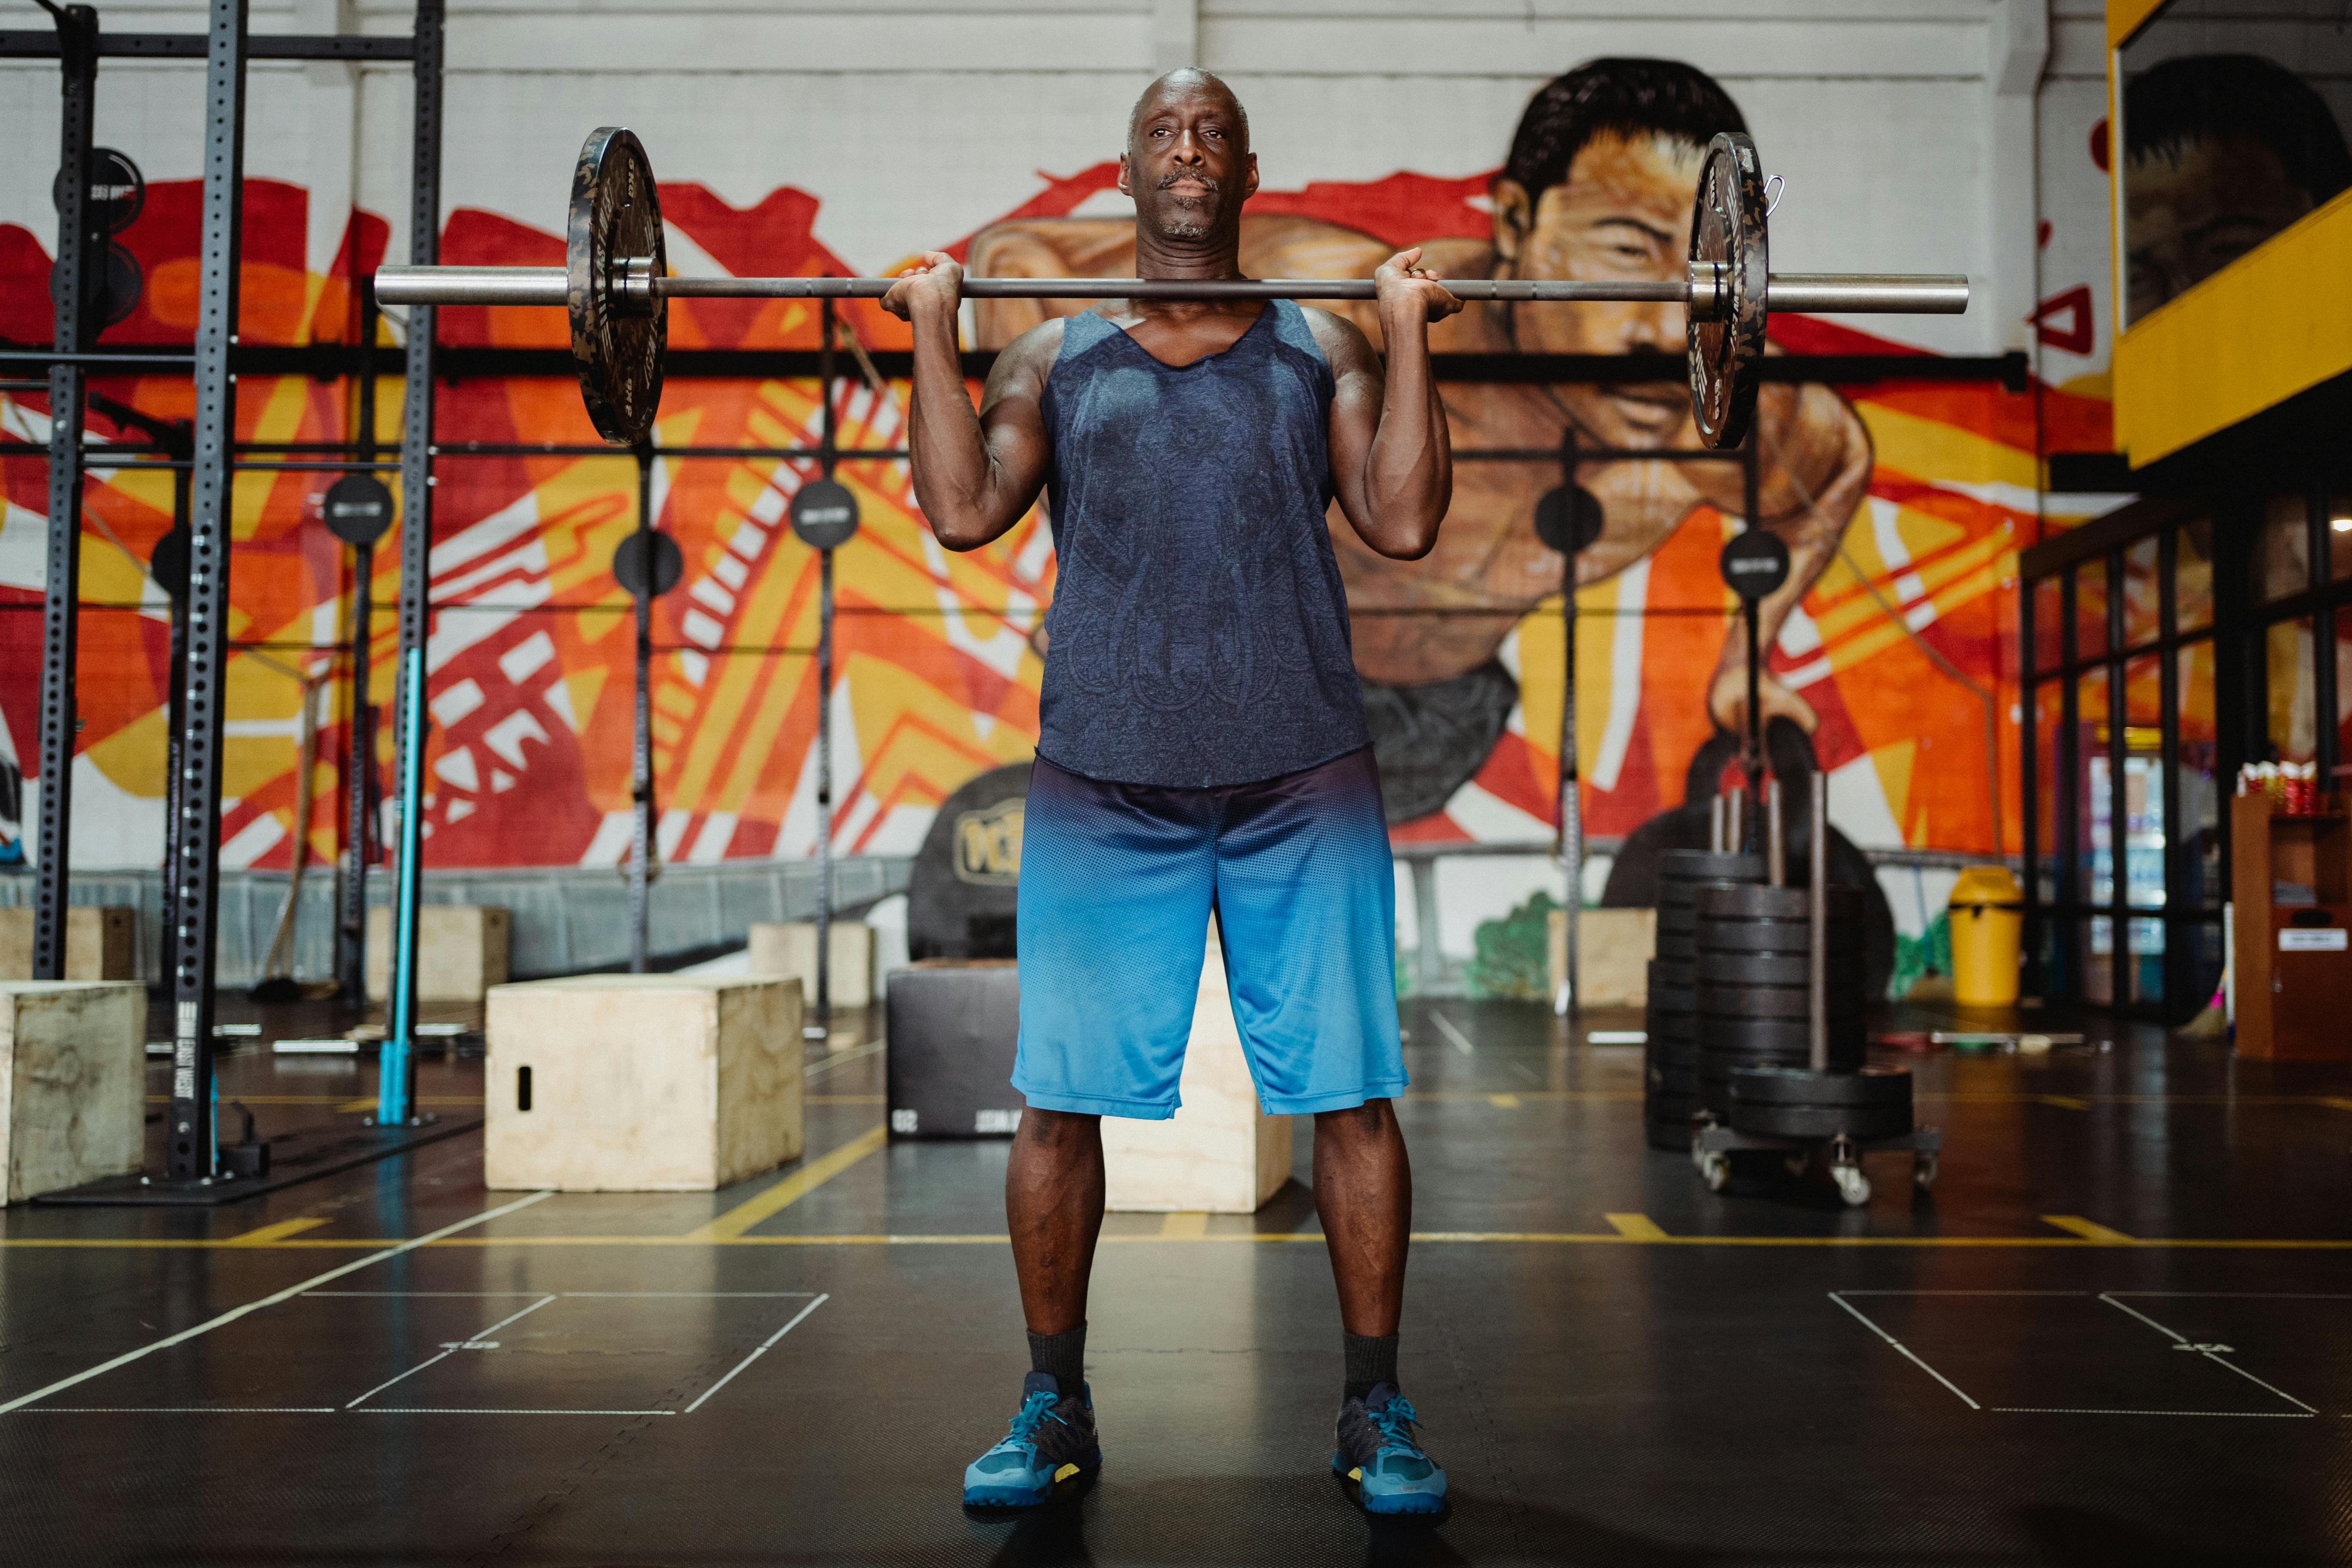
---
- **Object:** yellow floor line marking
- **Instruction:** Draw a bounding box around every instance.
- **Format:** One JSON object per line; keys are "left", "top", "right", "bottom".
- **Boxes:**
{"left": 226, "top": 1217, "right": 330, "bottom": 1246}
{"left": 683, "top": 1125, "right": 888, "bottom": 1242}
{"left": 1605, "top": 1213, "right": 1669, "bottom": 1240}
{"left": 2041, "top": 1215, "right": 2136, "bottom": 1243}
{"left": 1488, "top": 1093, "right": 1523, "bottom": 1109}
{"left": 12, "top": 1229, "right": 2352, "bottom": 1251}
{"left": 1158, "top": 1212, "right": 1209, "bottom": 1239}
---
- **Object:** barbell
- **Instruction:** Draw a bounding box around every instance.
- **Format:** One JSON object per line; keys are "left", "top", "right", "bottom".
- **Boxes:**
{"left": 373, "top": 126, "right": 1970, "bottom": 449}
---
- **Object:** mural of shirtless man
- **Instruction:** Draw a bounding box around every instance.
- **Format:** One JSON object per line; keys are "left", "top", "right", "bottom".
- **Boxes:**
{"left": 971, "top": 58, "right": 1874, "bottom": 821}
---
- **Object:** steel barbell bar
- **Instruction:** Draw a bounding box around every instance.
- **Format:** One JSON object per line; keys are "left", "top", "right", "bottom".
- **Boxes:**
{"left": 370, "top": 126, "right": 1969, "bottom": 448}
{"left": 373, "top": 265, "right": 1969, "bottom": 317}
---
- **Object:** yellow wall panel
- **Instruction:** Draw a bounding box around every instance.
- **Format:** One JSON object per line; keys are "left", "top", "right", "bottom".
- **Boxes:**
{"left": 2114, "top": 190, "right": 2352, "bottom": 466}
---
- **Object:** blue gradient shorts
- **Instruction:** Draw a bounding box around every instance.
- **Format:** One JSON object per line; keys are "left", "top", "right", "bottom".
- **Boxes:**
{"left": 1012, "top": 746, "right": 1406, "bottom": 1119}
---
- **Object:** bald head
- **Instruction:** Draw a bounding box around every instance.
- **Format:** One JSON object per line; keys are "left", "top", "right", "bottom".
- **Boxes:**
{"left": 1128, "top": 68, "right": 1250, "bottom": 157}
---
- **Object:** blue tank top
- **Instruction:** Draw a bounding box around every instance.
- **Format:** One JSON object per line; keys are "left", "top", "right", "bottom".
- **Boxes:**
{"left": 1034, "top": 299, "right": 1371, "bottom": 789}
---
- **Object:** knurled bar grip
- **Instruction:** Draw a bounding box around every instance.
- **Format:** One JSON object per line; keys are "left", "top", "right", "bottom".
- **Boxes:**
{"left": 372, "top": 264, "right": 1969, "bottom": 315}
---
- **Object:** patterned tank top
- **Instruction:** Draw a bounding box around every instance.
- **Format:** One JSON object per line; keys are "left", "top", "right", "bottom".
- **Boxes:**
{"left": 1034, "top": 298, "right": 1370, "bottom": 789}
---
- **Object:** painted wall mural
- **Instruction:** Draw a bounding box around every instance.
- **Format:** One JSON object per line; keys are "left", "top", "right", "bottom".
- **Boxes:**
{"left": 1, "top": 56, "right": 2115, "bottom": 888}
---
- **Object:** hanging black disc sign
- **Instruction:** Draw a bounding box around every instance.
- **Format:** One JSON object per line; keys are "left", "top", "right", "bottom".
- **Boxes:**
{"left": 1719, "top": 530, "right": 1791, "bottom": 601}
{"left": 322, "top": 473, "right": 396, "bottom": 546}
{"left": 612, "top": 529, "right": 683, "bottom": 596}
{"left": 790, "top": 477, "right": 861, "bottom": 551}
{"left": 1534, "top": 484, "right": 1605, "bottom": 554}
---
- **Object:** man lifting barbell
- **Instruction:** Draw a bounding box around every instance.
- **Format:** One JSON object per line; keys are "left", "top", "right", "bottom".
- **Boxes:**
{"left": 881, "top": 67, "right": 1461, "bottom": 1517}
{"left": 368, "top": 78, "right": 1967, "bottom": 1522}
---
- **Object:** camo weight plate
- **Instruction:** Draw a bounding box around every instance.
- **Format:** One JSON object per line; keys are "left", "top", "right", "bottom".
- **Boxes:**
{"left": 1686, "top": 132, "right": 1767, "bottom": 449}
{"left": 570, "top": 127, "right": 668, "bottom": 445}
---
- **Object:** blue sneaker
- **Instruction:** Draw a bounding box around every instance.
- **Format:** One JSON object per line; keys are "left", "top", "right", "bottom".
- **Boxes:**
{"left": 1332, "top": 1383, "right": 1447, "bottom": 1515}
{"left": 962, "top": 1372, "right": 1101, "bottom": 1507}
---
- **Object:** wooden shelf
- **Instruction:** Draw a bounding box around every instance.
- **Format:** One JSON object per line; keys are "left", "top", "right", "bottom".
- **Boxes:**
{"left": 2232, "top": 793, "right": 2352, "bottom": 1060}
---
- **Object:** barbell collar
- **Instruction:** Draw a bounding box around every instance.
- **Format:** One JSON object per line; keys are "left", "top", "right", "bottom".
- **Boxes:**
{"left": 373, "top": 263, "right": 1969, "bottom": 316}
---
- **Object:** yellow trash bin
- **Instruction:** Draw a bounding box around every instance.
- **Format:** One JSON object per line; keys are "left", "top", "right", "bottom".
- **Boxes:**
{"left": 1947, "top": 866, "right": 2024, "bottom": 1006}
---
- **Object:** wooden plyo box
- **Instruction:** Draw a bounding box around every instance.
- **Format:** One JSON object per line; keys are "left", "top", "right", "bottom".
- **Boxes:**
{"left": 1547, "top": 906, "right": 1657, "bottom": 1007}
{"left": 1102, "top": 929, "right": 1292, "bottom": 1214}
{"left": 0, "top": 906, "right": 136, "bottom": 981}
{"left": 366, "top": 905, "right": 511, "bottom": 1001}
{"left": 484, "top": 974, "right": 804, "bottom": 1191}
{"left": 0, "top": 981, "right": 145, "bottom": 1204}
{"left": 748, "top": 921, "right": 877, "bottom": 1009}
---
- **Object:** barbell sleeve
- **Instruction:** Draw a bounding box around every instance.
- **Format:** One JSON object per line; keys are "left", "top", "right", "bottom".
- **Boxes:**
{"left": 373, "top": 264, "right": 1969, "bottom": 315}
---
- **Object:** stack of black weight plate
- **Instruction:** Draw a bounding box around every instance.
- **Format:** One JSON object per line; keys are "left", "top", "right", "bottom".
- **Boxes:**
{"left": 1728, "top": 1063, "right": 1913, "bottom": 1140}
{"left": 1645, "top": 850, "right": 1763, "bottom": 1148}
{"left": 1694, "top": 882, "right": 1866, "bottom": 1118}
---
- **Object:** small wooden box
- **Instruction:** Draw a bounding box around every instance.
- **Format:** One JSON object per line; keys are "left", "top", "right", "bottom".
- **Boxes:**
{"left": 484, "top": 974, "right": 804, "bottom": 1191}
{"left": 0, "top": 981, "right": 145, "bottom": 1203}
{"left": 0, "top": 906, "right": 136, "bottom": 981}
{"left": 1102, "top": 929, "right": 1292, "bottom": 1214}
{"left": 749, "top": 920, "right": 876, "bottom": 1009}
{"left": 1547, "top": 906, "right": 1656, "bottom": 1007}
{"left": 366, "top": 906, "right": 511, "bottom": 1001}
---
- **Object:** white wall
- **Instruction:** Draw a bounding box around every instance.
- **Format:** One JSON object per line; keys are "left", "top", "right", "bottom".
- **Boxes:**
{"left": 5, "top": 1, "right": 2113, "bottom": 366}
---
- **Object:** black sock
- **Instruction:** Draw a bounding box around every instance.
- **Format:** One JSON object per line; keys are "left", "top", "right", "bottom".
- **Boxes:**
{"left": 1028, "top": 1324, "right": 1086, "bottom": 1396}
{"left": 1344, "top": 1332, "right": 1398, "bottom": 1402}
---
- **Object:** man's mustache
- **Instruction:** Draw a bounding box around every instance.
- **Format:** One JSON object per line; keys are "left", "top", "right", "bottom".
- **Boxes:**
{"left": 1157, "top": 171, "right": 1219, "bottom": 193}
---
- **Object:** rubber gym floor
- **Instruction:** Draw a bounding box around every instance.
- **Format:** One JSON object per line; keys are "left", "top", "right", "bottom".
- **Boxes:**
{"left": 2, "top": 999, "right": 2348, "bottom": 1565}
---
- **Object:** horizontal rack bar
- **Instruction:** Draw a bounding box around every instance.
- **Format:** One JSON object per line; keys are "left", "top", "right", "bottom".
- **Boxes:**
{"left": 0, "top": 29, "right": 415, "bottom": 59}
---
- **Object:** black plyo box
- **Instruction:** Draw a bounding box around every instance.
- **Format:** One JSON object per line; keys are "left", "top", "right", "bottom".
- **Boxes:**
{"left": 883, "top": 961, "right": 1024, "bottom": 1138}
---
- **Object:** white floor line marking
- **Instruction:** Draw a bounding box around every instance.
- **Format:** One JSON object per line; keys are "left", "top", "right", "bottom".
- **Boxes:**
{"left": 805, "top": 1042, "right": 882, "bottom": 1081}
{"left": 301, "top": 1298, "right": 539, "bottom": 1307}
{"left": 356, "top": 1408, "right": 680, "bottom": 1416}
{"left": 2097, "top": 1294, "right": 2189, "bottom": 1343}
{"left": 1828, "top": 1292, "right": 1981, "bottom": 1410}
{"left": 344, "top": 1295, "right": 557, "bottom": 1410}
{"left": 550, "top": 1298, "right": 818, "bottom": 1307}
{"left": 2097, "top": 1293, "right": 2320, "bottom": 1414}
{"left": 25, "top": 1407, "right": 339, "bottom": 1414}
{"left": 1836, "top": 1289, "right": 2089, "bottom": 1296}
{"left": 681, "top": 1294, "right": 829, "bottom": 1415}
{"left": 2199, "top": 1357, "right": 2322, "bottom": 1414}
{"left": 1988, "top": 1407, "right": 2315, "bottom": 1418}
{"left": 2106, "top": 1292, "right": 2352, "bottom": 1300}
{"left": 0, "top": 1189, "right": 555, "bottom": 1417}
{"left": 1431, "top": 1013, "right": 1476, "bottom": 1057}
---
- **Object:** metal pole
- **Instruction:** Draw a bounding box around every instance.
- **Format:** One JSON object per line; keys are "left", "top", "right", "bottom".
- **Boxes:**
{"left": 812, "top": 299, "right": 836, "bottom": 1036}
{"left": 1809, "top": 771, "right": 1828, "bottom": 1074}
{"left": 1556, "top": 432, "right": 1580, "bottom": 1019}
{"left": 1767, "top": 775, "right": 1785, "bottom": 888}
{"left": 33, "top": 3, "right": 98, "bottom": 982}
{"left": 380, "top": 0, "right": 442, "bottom": 1128}
{"left": 628, "top": 443, "right": 653, "bottom": 974}
{"left": 1741, "top": 439, "right": 1764, "bottom": 856}
{"left": 337, "top": 282, "right": 380, "bottom": 1003}
{"left": 165, "top": 0, "right": 249, "bottom": 1181}
{"left": 159, "top": 460, "right": 190, "bottom": 929}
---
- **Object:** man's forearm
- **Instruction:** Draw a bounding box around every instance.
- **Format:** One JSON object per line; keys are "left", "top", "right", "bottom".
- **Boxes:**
{"left": 906, "top": 301, "right": 997, "bottom": 548}
{"left": 1361, "top": 313, "right": 1451, "bottom": 558}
